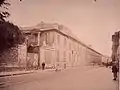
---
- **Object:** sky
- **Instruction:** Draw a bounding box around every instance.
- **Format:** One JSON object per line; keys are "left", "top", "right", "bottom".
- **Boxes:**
{"left": 8, "top": 0, "right": 120, "bottom": 56}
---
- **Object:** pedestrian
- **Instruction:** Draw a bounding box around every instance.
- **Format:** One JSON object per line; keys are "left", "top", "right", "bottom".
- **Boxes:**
{"left": 111, "top": 61, "right": 119, "bottom": 81}
{"left": 106, "top": 63, "right": 108, "bottom": 68}
{"left": 55, "top": 64, "right": 59, "bottom": 72}
{"left": 42, "top": 62, "right": 45, "bottom": 70}
{"left": 64, "top": 63, "right": 66, "bottom": 69}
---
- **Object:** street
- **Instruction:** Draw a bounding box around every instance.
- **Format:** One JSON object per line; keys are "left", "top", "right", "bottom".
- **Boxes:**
{"left": 0, "top": 66, "right": 118, "bottom": 90}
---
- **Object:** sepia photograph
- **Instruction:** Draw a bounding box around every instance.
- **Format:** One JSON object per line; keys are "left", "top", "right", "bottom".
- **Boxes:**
{"left": 0, "top": 0, "right": 119, "bottom": 90}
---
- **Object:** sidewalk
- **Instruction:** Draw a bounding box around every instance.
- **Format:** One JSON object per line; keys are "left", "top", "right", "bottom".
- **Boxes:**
{"left": 0, "top": 69, "right": 55, "bottom": 77}
{"left": 0, "top": 65, "right": 73, "bottom": 77}
{"left": 0, "top": 70, "right": 35, "bottom": 77}
{"left": 0, "top": 65, "right": 102, "bottom": 77}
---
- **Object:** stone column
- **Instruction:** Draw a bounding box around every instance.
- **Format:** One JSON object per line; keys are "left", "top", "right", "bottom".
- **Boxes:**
{"left": 38, "top": 32, "right": 41, "bottom": 69}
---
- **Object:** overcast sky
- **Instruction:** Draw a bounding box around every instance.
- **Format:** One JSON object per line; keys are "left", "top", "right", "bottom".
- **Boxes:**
{"left": 8, "top": 0, "right": 120, "bottom": 56}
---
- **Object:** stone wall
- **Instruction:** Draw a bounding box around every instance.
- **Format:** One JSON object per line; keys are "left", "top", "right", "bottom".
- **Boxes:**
{"left": 0, "top": 47, "right": 19, "bottom": 72}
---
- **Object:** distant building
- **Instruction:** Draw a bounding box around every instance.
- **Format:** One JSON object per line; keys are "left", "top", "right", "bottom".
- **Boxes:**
{"left": 102, "top": 56, "right": 111, "bottom": 64}
{"left": 18, "top": 22, "right": 103, "bottom": 69}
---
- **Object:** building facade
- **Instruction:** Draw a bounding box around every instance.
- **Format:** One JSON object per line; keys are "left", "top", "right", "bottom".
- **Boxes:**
{"left": 18, "top": 22, "right": 103, "bottom": 69}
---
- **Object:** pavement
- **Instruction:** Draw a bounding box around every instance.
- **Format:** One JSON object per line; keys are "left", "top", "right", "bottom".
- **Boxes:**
{"left": 0, "top": 66, "right": 118, "bottom": 90}
{"left": 0, "top": 68, "right": 56, "bottom": 77}
{"left": 0, "top": 65, "right": 100, "bottom": 77}
{"left": 0, "top": 70, "right": 34, "bottom": 77}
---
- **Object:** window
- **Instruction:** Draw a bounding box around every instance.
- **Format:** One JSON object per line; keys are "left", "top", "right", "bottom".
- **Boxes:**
{"left": 56, "top": 50, "right": 59, "bottom": 62}
{"left": 64, "top": 37, "right": 67, "bottom": 46}
{"left": 69, "top": 53, "right": 71, "bottom": 62}
{"left": 46, "top": 32, "right": 49, "bottom": 44}
{"left": 57, "top": 35, "right": 60, "bottom": 44}
{"left": 78, "top": 46, "right": 81, "bottom": 55}
{"left": 52, "top": 32, "right": 55, "bottom": 43}
{"left": 63, "top": 51, "right": 66, "bottom": 62}
{"left": 49, "top": 32, "right": 55, "bottom": 45}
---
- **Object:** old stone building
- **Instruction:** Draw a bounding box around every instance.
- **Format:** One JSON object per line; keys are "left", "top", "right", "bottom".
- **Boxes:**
{"left": 18, "top": 22, "right": 103, "bottom": 69}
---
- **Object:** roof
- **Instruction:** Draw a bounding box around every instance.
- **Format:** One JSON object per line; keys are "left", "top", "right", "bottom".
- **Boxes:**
{"left": 20, "top": 22, "right": 103, "bottom": 56}
{"left": 20, "top": 22, "right": 79, "bottom": 39}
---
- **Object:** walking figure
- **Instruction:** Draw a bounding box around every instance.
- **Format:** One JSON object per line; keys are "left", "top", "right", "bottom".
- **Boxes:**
{"left": 42, "top": 62, "right": 45, "bottom": 70}
{"left": 111, "top": 61, "right": 119, "bottom": 81}
{"left": 64, "top": 63, "right": 66, "bottom": 69}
